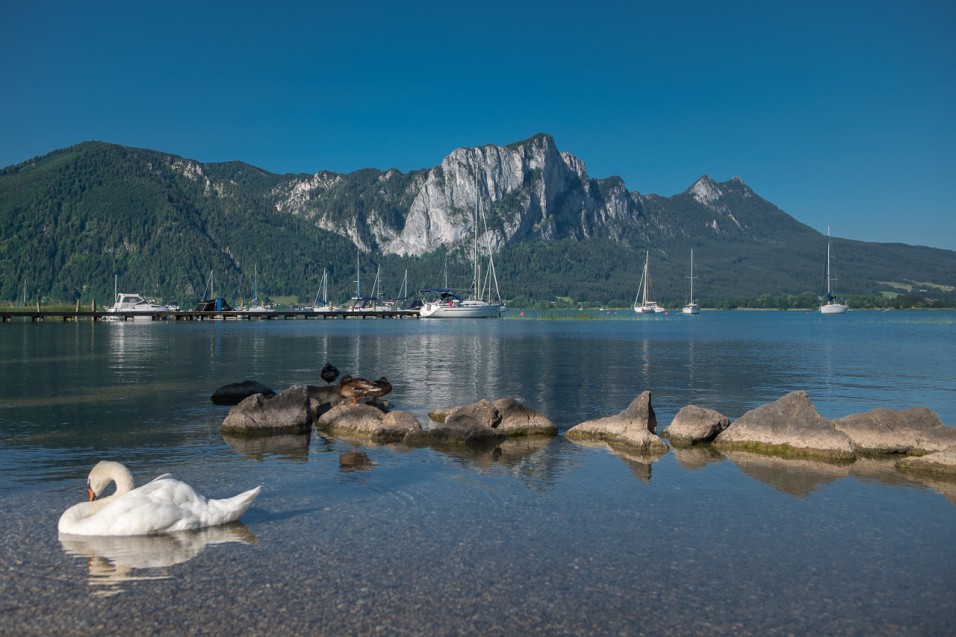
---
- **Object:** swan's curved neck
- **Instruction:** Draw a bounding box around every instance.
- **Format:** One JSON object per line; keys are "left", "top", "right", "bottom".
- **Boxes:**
{"left": 89, "top": 461, "right": 136, "bottom": 499}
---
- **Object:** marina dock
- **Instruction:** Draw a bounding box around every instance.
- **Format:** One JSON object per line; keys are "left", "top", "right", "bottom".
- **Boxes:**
{"left": 0, "top": 309, "right": 421, "bottom": 322}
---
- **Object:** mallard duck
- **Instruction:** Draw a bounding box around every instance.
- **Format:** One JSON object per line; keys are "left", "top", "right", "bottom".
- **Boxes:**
{"left": 366, "top": 377, "right": 392, "bottom": 399}
{"left": 320, "top": 362, "right": 340, "bottom": 384}
{"left": 338, "top": 375, "right": 379, "bottom": 405}
{"left": 58, "top": 461, "right": 261, "bottom": 536}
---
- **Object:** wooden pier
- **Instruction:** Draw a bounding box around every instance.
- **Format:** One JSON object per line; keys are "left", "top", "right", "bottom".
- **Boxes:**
{"left": 0, "top": 309, "right": 421, "bottom": 323}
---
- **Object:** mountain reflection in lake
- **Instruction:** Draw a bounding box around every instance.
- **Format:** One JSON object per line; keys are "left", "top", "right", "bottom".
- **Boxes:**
{"left": 1, "top": 311, "right": 954, "bottom": 635}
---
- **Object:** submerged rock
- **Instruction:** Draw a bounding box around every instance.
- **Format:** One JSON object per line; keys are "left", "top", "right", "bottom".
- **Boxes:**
{"left": 833, "top": 407, "right": 956, "bottom": 455}
{"left": 713, "top": 391, "right": 855, "bottom": 460}
{"left": 565, "top": 391, "right": 668, "bottom": 455}
{"left": 662, "top": 405, "right": 730, "bottom": 447}
{"left": 211, "top": 380, "right": 276, "bottom": 405}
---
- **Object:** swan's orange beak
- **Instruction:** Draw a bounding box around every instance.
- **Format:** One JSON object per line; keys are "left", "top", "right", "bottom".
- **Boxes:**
{"left": 87, "top": 487, "right": 96, "bottom": 502}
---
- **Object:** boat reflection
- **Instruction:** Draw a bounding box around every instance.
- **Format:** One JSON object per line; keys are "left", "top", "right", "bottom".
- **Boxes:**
{"left": 59, "top": 523, "right": 257, "bottom": 597}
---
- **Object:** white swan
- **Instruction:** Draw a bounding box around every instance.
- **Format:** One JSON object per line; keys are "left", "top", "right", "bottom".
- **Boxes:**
{"left": 58, "top": 461, "right": 261, "bottom": 536}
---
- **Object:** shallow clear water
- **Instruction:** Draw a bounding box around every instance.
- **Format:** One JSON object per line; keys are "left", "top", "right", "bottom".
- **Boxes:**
{"left": 1, "top": 310, "right": 954, "bottom": 635}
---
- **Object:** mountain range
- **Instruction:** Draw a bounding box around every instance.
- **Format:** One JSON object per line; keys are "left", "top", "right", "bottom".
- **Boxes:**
{"left": 1, "top": 134, "right": 953, "bottom": 307}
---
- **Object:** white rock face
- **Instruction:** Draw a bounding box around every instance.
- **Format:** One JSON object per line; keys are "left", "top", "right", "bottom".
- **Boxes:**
{"left": 690, "top": 176, "right": 722, "bottom": 206}
{"left": 260, "top": 135, "right": 645, "bottom": 257}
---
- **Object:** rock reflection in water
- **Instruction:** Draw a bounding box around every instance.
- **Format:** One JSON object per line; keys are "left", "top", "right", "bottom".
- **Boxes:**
{"left": 572, "top": 440, "right": 668, "bottom": 484}
{"left": 850, "top": 457, "right": 956, "bottom": 505}
{"left": 670, "top": 445, "right": 726, "bottom": 471}
{"left": 59, "top": 523, "right": 257, "bottom": 597}
{"left": 722, "top": 450, "right": 850, "bottom": 497}
{"left": 223, "top": 433, "right": 311, "bottom": 462}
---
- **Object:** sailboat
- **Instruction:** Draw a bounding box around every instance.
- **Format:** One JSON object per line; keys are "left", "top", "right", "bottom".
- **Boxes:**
{"left": 820, "top": 227, "right": 848, "bottom": 315}
{"left": 310, "top": 269, "right": 332, "bottom": 312}
{"left": 419, "top": 173, "right": 502, "bottom": 318}
{"left": 682, "top": 250, "right": 700, "bottom": 315}
{"left": 634, "top": 251, "right": 665, "bottom": 314}
{"left": 244, "top": 264, "right": 272, "bottom": 312}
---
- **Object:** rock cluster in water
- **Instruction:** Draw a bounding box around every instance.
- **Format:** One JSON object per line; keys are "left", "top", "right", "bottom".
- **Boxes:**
{"left": 215, "top": 377, "right": 956, "bottom": 479}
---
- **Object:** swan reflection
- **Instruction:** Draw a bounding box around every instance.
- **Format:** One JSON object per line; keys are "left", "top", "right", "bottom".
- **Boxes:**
{"left": 59, "top": 523, "right": 257, "bottom": 596}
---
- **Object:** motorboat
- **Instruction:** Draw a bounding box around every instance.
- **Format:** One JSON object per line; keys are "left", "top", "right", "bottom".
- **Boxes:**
{"left": 104, "top": 293, "right": 172, "bottom": 321}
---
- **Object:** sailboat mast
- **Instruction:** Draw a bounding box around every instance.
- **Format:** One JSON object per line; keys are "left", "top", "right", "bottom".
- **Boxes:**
{"left": 826, "top": 226, "right": 832, "bottom": 297}
{"left": 689, "top": 250, "right": 695, "bottom": 304}
{"left": 473, "top": 171, "right": 479, "bottom": 300}
{"left": 355, "top": 248, "right": 361, "bottom": 300}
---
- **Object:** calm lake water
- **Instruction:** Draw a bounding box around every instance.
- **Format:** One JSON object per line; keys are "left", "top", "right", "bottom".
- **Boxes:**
{"left": 1, "top": 310, "right": 954, "bottom": 635}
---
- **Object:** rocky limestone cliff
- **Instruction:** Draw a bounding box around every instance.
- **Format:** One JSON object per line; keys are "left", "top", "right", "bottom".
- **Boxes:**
{"left": 268, "top": 134, "right": 647, "bottom": 257}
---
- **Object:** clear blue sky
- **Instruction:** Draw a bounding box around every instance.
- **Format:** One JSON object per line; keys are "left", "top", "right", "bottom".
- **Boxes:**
{"left": 2, "top": 0, "right": 954, "bottom": 250}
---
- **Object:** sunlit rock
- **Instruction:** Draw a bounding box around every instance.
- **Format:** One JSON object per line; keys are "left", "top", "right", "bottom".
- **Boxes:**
{"left": 409, "top": 402, "right": 504, "bottom": 446}
{"left": 713, "top": 391, "right": 855, "bottom": 460}
{"left": 421, "top": 398, "right": 557, "bottom": 445}
{"left": 317, "top": 403, "right": 421, "bottom": 443}
{"left": 833, "top": 407, "right": 956, "bottom": 455}
{"left": 662, "top": 405, "right": 730, "bottom": 447}
{"left": 565, "top": 391, "right": 668, "bottom": 455}
{"left": 493, "top": 397, "right": 558, "bottom": 437}
{"left": 221, "top": 385, "right": 312, "bottom": 435}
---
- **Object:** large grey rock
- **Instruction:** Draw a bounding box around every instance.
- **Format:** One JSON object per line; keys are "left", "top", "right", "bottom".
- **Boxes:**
{"left": 406, "top": 415, "right": 506, "bottom": 446}
{"left": 493, "top": 398, "right": 558, "bottom": 437}
{"left": 565, "top": 391, "right": 668, "bottom": 455}
{"left": 221, "top": 384, "right": 312, "bottom": 435}
{"left": 419, "top": 398, "right": 557, "bottom": 446}
{"left": 662, "top": 405, "right": 730, "bottom": 447}
{"left": 317, "top": 403, "right": 421, "bottom": 443}
{"left": 713, "top": 391, "right": 855, "bottom": 460}
{"left": 211, "top": 380, "right": 275, "bottom": 405}
{"left": 833, "top": 407, "right": 956, "bottom": 455}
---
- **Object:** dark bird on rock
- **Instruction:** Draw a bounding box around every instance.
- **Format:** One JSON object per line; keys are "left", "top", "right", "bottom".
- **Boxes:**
{"left": 338, "top": 375, "right": 379, "bottom": 405}
{"left": 320, "top": 363, "right": 339, "bottom": 385}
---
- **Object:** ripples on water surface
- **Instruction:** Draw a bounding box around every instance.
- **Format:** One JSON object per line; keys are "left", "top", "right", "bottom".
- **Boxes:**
{"left": 1, "top": 310, "right": 954, "bottom": 635}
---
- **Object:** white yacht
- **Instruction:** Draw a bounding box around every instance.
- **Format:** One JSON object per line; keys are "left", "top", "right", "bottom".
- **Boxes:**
{"left": 105, "top": 293, "right": 172, "bottom": 320}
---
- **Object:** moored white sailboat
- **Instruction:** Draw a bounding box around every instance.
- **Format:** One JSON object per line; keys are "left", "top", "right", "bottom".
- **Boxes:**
{"left": 310, "top": 269, "right": 333, "bottom": 312}
{"left": 634, "top": 251, "right": 665, "bottom": 314}
{"left": 682, "top": 250, "right": 700, "bottom": 315}
{"left": 820, "top": 227, "right": 848, "bottom": 315}
{"left": 420, "top": 173, "right": 502, "bottom": 319}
